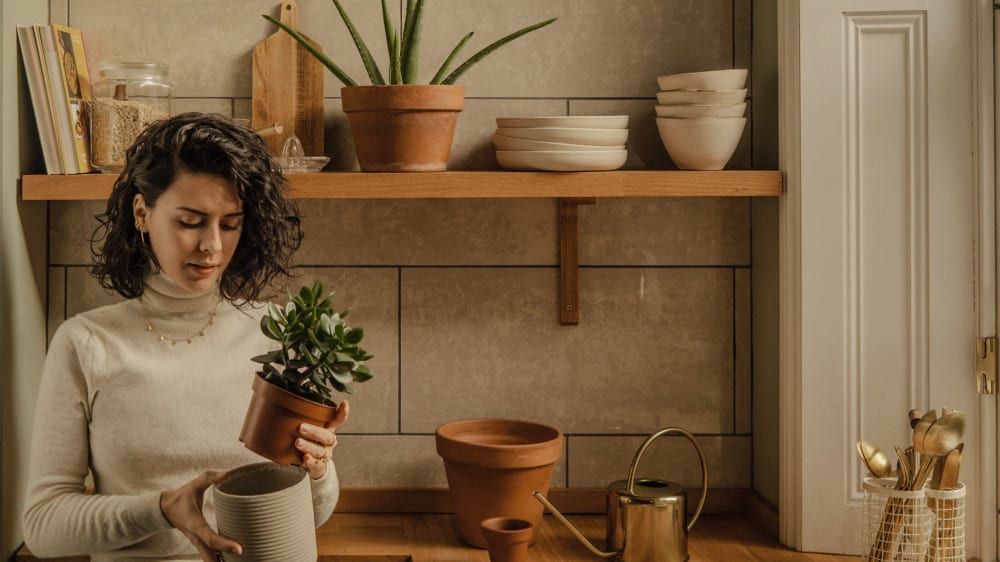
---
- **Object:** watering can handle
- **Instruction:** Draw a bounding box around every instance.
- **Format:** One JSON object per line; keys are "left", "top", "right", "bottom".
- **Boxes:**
{"left": 625, "top": 426, "right": 709, "bottom": 530}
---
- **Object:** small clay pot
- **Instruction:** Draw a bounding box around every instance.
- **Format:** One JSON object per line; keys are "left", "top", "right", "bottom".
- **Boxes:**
{"left": 341, "top": 84, "right": 464, "bottom": 172}
{"left": 436, "top": 418, "right": 563, "bottom": 548}
{"left": 480, "top": 517, "right": 534, "bottom": 562}
{"left": 239, "top": 374, "right": 338, "bottom": 465}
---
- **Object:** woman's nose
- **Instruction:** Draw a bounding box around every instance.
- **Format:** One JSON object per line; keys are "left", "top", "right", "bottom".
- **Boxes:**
{"left": 199, "top": 225, "right": 223, "bottom": 253}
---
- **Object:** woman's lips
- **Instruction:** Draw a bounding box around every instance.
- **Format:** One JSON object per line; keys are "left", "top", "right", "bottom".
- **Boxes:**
{"left": 189, "top": 263, "right": 219, "bottom": 277}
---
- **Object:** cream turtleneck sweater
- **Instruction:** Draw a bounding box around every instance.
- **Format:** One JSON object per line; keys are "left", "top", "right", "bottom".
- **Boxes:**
{"left": 22, "top": 272, "right": 340, "bottom": 561}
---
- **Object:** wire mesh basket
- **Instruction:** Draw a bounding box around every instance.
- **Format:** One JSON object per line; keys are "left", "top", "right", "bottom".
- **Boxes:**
{"left": 925, "top": 483, "right": 966, "bottom": 562}
{"left": 863, "top": 477, "right": 933, "bottom": 561}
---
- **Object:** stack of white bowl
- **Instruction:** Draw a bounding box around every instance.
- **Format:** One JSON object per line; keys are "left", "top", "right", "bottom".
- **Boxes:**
{"left": 493, "top": 115, "right": 629, "bottom": 171}
{"left": 654, "top": 69, "right": 748, "bottom": 170}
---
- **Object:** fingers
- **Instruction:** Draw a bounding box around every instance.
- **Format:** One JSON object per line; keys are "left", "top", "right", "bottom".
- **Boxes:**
{"left": 197, "top": 524, "right": 243, "bottom": 556}
{"left": 195, "top": 470, "right": 229, "bottom": 492}
{"left": 162, "top": 471, "right": 242, "bottom": 559}
{"left": 328, "top": 400, "right": 349, "bottom": 429}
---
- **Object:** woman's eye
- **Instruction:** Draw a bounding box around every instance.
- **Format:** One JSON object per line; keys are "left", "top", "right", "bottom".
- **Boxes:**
{"left": 179, "top": 221, "right": 201, "bottom": 229}
{"left": 221, "top": 223, "right": 242, "bottom": 232}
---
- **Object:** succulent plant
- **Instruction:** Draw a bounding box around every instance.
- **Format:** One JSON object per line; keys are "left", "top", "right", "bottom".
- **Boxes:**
{"left": 263, "top": 0, "right": 556, "bottom": 86}
{"left": 252, "top": 281, "right": 373, "bottom": 405}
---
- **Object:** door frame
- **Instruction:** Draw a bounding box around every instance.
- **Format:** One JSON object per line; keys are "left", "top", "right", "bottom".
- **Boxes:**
{"left": 776, "top": 0, "right": 999, "bottom": 558}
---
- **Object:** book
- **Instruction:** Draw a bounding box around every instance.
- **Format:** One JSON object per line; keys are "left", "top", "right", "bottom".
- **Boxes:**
{"left": 36, "top": 25, "right": 77, "bottom": 173}
{"left": 50, "top": 24, "right": 94, "bottom": 173}
{"left": 16, "top": 26, "right": 62, "bottom": 174}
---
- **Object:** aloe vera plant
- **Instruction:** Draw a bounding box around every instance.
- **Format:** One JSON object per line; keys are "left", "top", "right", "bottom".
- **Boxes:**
{"left": 252, "top": 282, "right": 373, "bottom": 405}
{"left": 263, "top": 0, "right": 556, "bottom": 86}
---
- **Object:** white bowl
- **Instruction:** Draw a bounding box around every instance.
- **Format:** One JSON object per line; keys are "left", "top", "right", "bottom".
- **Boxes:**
{"left": 493, "top": 134, "right": 624, "bottom": 152}
{"left": 656, "top": 69, "right": 748, "bottom": 91}
{"left": 495, "top": 127, "right": 628, "bottom": 147}
{"left": 496, "top": 149, "right": 627, "bottom": 171}
{"left": 655, "top": 117, "right": 746, "bottom": 170}
{"left": 654, "top": 102, "right": 746, "bottom": 118}
{"left": 496, "top": 115, "right": 628, "bottom": 129}
{"left": 656, "top": 89, "right": 747, "bottom": 105}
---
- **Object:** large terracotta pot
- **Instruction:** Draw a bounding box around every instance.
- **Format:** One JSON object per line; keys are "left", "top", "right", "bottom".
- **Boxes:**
{"left": 341, "top": 84, "right": 464, "bottom": 172}
{"left": 239, "top": 374, "right": 338, "bottom": 465}
{"left": 435, "top": 418, "right": 563, "bottom": 548}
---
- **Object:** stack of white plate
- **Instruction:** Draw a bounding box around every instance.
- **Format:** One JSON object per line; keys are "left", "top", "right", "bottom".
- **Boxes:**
{"left": 493, "top": 115, "right": 629, "bottom": 171}
{"left": 654, "top": 69, "right": 747, "bottom": 170}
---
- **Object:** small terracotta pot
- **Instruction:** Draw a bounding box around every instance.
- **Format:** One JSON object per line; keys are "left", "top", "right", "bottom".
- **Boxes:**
{"left": 341, "top": 85, "right": 464, "bottom": 172}
{"left": 480, "top": 517, "right": 534, "bottom": 562}
{"left": 436, "top": 418, "right": 563, "bottom": 548}
{"left": 239, "top": 374, "right": 337, "bottom": 465}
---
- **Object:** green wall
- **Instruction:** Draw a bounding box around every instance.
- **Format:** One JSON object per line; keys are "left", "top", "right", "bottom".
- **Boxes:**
{"left": 2, "top": 0, "right": 50, "bottom": 557}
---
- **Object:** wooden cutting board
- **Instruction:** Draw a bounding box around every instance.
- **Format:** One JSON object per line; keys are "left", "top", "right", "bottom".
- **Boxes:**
{"left": 252, "top": 0, "right": 324, "bottom": 157}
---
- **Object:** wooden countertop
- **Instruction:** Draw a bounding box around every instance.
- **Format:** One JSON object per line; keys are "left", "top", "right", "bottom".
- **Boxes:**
{"left": 17, "top": 513, "right": 856, "bottom": 561}
{"left": 316, "top": 513, "right": 855, "bottom": 562}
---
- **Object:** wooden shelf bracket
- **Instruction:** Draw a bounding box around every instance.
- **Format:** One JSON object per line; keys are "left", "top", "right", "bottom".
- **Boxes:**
{"left": 559, "top": 197, "right": 596, "bottom": 325}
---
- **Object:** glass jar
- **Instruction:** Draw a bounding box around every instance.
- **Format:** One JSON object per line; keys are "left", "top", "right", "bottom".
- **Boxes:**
{"left": 88, "top": 62, "right": 171, "bottom": 173}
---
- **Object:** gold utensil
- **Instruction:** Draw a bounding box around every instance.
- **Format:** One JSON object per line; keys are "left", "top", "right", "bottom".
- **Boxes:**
{"left": 912, "top": 409, "right": 965, "bottom": 489}
{"left": 857, "top": 441, "right": 893, "bottom": 478}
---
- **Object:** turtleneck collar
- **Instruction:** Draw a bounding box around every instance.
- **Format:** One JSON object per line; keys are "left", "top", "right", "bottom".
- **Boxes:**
{"left": 142, "top": 270, "right": 222, "bottom": 313}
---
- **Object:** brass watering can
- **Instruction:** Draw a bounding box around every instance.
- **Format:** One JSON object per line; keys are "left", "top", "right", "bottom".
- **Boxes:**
{"left": 533, "top": 427, "right": 708, "bottom": 562}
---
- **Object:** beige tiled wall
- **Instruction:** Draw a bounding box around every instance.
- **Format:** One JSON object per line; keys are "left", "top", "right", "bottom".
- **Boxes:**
{"left": 49, "top": 0, "right": 755, "bottom": 491}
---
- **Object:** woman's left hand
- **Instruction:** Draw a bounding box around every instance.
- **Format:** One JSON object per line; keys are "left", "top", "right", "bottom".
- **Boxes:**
{"left": 297, "top": 400, "right": 349, "bottom": 479}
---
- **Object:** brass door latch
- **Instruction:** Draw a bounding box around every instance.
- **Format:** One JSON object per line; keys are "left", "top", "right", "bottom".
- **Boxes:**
{"left": 976, "top": 337, "right": 996, "bottom": 395}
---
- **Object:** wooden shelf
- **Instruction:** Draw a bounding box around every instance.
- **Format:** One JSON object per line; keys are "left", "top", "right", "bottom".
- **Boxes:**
{"left": 21, "top": 170, "right": 782, "bottom": 201}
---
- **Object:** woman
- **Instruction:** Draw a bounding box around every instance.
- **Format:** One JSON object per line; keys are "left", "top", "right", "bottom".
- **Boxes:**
{"left": 22, "top": 113, "right": 345, "bottom": 561}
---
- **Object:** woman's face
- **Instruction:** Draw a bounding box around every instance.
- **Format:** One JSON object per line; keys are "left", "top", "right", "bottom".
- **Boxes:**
{"left": 133, "top": 172, "right": 244, "bottom": 294}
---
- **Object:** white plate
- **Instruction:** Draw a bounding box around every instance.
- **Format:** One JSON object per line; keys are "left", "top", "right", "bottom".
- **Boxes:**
{"left": 654, "top": 102, "right": 746, "bottom": 118}
{"left": 493, "top": 134, "right": 625, "bottom": 152}
{"left": 277, "top": 156, "right": 330, "bottom": 173}
{"left": 494, "top": 127, "right": 628, "bottom": 147}
{"left": 495, "top": 115, "right": 628, "bottom": 129}
{"left": 656, "top": 89, "right": 747, "bottom": 105}
{"left": 496, "top": 150, "right": 627, "bottom": 172}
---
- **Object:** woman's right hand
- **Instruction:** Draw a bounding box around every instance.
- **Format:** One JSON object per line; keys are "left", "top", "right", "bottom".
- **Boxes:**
{"left": 160, "top": 471, "right": 242, "bottom": 561}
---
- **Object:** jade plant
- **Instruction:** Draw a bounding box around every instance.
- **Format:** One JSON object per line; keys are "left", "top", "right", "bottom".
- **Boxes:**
{"left": 252, "top": 281, "right": 373, "bottom": 405}
{"left": 264, "top": 0, "right": 556, "bottom": 86}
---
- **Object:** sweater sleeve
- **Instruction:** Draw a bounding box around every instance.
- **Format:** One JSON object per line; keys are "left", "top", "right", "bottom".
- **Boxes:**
{"left": 21, "top": 319, "right": 173, "bottom": 557}
{"left": 310, "top": 459, "right": 340, "bottom": 526}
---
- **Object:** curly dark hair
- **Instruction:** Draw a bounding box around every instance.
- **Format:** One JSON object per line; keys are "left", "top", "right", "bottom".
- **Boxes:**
{"left": 90, "top": 112, "right": 303, "bottom": 302}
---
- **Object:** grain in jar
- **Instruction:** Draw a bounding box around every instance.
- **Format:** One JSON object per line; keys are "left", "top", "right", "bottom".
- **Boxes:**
{"left": 89, "top": 62, "right": 171, "bottom": 173}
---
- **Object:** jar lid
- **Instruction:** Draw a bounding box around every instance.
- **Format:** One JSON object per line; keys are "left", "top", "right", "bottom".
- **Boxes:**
{"left": 97, "top": 61, "right": 169, "bottom": 81}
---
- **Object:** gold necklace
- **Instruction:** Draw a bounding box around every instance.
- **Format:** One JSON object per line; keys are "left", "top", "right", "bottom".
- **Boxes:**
{"left": 140, "top": 297, "right": 221, "bottom": 345}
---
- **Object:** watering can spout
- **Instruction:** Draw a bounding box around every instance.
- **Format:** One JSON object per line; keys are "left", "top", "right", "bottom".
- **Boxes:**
{"left": 532, "top": 491, "right": 619, "bottom": 559}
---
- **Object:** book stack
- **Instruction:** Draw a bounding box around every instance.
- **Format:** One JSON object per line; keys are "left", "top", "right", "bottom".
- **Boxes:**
{"left": 17, "top": 24, "right": 95, "bottom": 174}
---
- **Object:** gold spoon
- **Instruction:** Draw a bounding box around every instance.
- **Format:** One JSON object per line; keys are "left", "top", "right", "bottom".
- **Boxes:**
{"left": 856, "top": 440, "right": 892, "bottom": 478}
{"left": 911, "top": 409, "right": 965, "bottom": 489}
{"left": 893, "top": 445, "right": 911, "bottom": 489}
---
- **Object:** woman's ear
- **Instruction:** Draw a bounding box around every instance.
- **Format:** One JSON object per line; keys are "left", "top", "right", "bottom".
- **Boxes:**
{"left": 133, "top": 194, "right": 149, "bottom": 230}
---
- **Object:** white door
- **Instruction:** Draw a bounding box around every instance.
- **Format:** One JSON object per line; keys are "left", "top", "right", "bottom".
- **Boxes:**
{"left": 779, "top": 0, "right": 993, "bottom": 556}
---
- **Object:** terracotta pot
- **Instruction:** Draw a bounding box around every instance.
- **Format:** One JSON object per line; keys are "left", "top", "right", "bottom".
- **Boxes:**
{"left": 341, "top": 85, "right": 464, "bottom": 172}
{"left": 213, "top": 462, "right": 316, "bottom": 562}
{"left": 239, "top": 374, "right": 337, "bottom": 465}
{"left": 435, "top": 418, "right": 563, "bottom": 548}
{"left": 480, "top": 517, "right": 534, "bottom": 562}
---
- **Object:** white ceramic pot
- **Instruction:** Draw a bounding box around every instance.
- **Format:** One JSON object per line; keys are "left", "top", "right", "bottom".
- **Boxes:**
{"left": 213, "top": 462, "right": 316, "bottom": 562}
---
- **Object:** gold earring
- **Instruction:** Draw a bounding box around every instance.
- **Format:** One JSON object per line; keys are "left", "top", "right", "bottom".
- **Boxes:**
{"left": 141, "top": 231, "right": 148, "bottom": 245}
